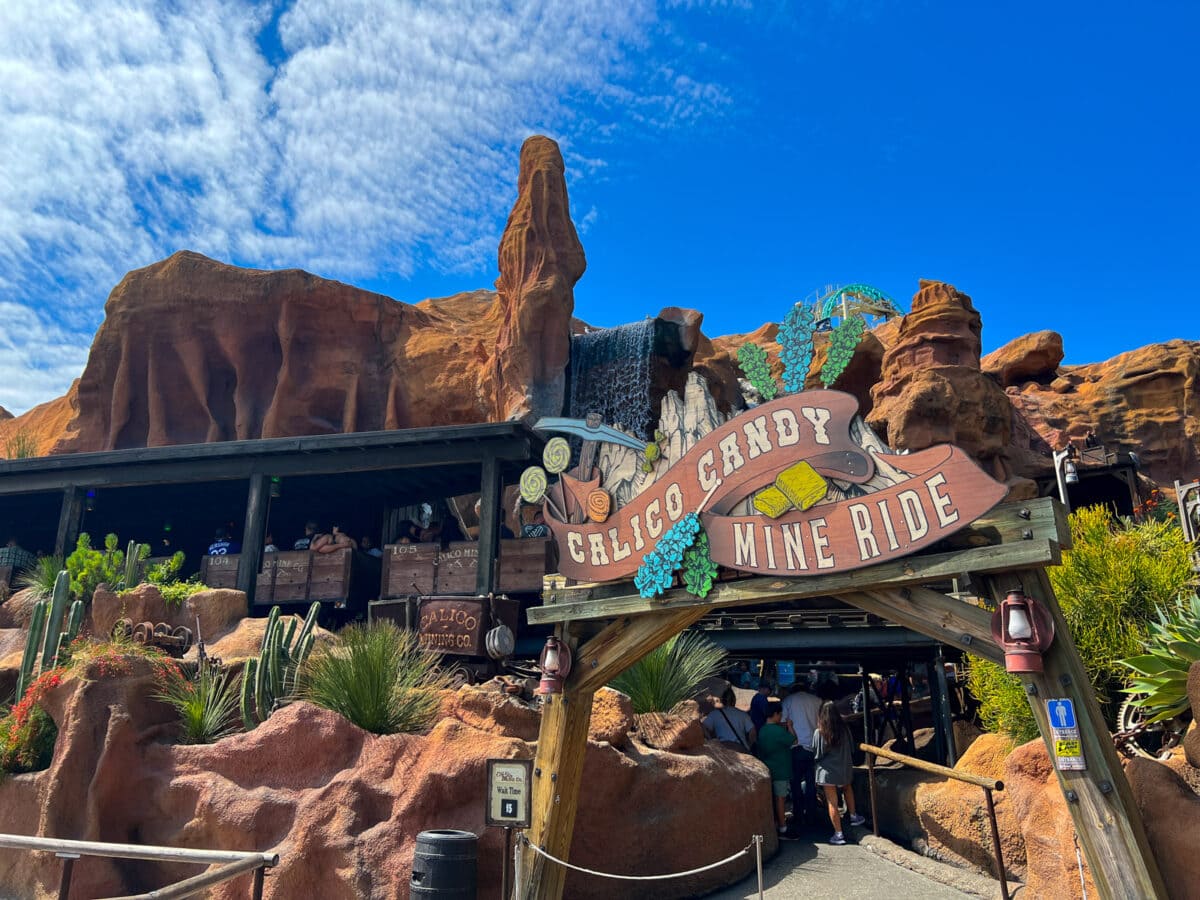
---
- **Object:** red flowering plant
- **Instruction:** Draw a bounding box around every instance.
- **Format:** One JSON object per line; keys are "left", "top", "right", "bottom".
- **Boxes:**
{"left": 0, "top": 669, "right": 63, "bottom": 777}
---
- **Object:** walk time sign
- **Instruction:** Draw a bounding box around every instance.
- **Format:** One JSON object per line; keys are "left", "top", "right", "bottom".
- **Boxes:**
{"left": 486, "top": 759, "right": 533, "bottom": 828}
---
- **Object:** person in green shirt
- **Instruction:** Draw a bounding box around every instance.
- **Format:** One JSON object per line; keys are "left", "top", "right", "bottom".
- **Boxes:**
{"left": 756, "top": 700, "right": 797, "bottom": 838}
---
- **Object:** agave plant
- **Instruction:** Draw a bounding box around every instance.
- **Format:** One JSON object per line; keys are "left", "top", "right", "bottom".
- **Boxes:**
{"left": 15, "top": 556, "right": 64, "bottom": 601}
{"left": 153, "top": 660, "right": 241, "bottom": 744}
{"left": 1120, "top": 593, "right": 1200, "bottom": 724}
{"left": 608, "top": 631, "right": 727, "bottom": 715}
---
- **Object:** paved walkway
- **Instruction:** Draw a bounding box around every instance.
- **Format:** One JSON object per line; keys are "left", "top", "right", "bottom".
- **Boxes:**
{"left": 704, "top": 822, "right": 977, "bottom": 900}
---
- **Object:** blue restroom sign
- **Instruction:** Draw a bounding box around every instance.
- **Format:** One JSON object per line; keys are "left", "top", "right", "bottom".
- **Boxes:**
{"left": 1046, "top": 698, "right": 1086, "bottom": 771}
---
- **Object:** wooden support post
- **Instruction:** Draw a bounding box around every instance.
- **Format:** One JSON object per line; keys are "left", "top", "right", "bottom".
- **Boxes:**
{"left": 54, "top": 486, "right": 85, "bottom": 558}
{"left": 477, "top": 455, "right": 500, "bottom": 597}
{"left": 980, "top": 569, "right": 1168, "bottom": 900}
{"left": 932, "top": 645, "right": 957, "bottom": 766}
{"left": 516, "top": 608, "right": 709, "bottom": 900}
{"left": 238, "top": 474, "right": 270, "bottom": 610}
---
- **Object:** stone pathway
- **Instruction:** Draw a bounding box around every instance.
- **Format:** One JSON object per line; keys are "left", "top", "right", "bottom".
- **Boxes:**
{"left": 702, "top": 822, "right": 983, "bottom": 900}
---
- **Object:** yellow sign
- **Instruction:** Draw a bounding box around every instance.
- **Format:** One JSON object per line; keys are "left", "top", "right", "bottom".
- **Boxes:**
{"left": 1055, "top": 739, "right": 1082, "bottom": 757}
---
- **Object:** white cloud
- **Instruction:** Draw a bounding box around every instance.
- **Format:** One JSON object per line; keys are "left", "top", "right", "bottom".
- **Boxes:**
{"left": 0, "top": 302, "right": 90, "bottom": 415}
{"left": 0, "top": 0, "right": 735, "bottom": 413}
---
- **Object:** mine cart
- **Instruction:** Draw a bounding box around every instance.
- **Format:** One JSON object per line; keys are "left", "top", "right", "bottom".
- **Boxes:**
{"left": 200, "top": 547, "right": 379, "bottom": 621}
{"left": 379, "top": 538, "right": 553, "bottom": 597}
{"left": 368, "top": 593, "right": 521, "bottom": 683}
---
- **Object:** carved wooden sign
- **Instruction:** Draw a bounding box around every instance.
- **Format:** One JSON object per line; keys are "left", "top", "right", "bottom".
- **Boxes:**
{"left": 544, "top": 391, "right": 1007, "bottom": 584}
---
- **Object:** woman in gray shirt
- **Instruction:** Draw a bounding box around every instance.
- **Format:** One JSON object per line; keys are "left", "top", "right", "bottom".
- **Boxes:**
{"left": 812, "top": 700, "right": 866, "bottom": 844}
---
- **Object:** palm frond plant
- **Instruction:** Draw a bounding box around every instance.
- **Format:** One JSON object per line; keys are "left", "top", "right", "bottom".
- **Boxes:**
{"left": 608, "top": 632, "right": 727, "bottom": 715}
{"left": 15, "top": 556, "right": 64, "bottom": 601}
{"left": 1120, "top": 593, "right": 1200, "bottom": 724}
{"left": 153, "top": 661, "right": 241, "bottom": 744}
{"left": 299, "top": 622, "right": 450, "bottom": 735}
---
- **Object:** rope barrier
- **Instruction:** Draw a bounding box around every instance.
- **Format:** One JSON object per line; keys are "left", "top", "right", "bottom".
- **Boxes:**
{"left": 518, "top": 833, "right": 756, "bottom": 882}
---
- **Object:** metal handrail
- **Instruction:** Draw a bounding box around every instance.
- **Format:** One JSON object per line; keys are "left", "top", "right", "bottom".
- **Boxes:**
{"left": 859, "top": 742, "right": 1010, "bottom": 900}
{"left": 0, "top": 833, "right": 278, "bottom": 900}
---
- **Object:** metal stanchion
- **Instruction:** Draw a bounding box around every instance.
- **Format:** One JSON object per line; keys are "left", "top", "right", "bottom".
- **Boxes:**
{"left": 754, "top": 834, "right": 764, "bottom": 900}
{"left": 983, "top": 787, "right": 1010, "bottom": 900}
{"left": 867, "top": 751, "right": 880, "bottom": 837}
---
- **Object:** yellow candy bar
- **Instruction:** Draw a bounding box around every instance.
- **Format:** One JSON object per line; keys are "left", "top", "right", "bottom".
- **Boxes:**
{"left": 775, "top": 461, "right": 829, "bottom": 511}
{"left": 753, "top": 486, "right": 793, "bottom": 518}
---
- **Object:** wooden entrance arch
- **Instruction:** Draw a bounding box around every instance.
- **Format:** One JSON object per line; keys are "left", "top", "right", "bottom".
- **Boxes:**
{"left": 516, "top": 498, "right": 1166, "bottom": 900}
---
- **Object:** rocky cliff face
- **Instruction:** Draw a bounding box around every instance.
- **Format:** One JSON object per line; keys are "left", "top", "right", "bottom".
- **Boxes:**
{"left": 867, "top": 280, "right": 1017, "bottom": 485}
{"left": 50, "top": 136, "right": 587, "bottom": 452}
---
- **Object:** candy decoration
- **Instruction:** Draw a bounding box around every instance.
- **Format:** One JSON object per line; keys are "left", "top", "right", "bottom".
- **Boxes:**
{"left": 543, "top": 437, "right": 571, "bottom": 474}
{"left": 752, "top": 486, "right": 792, "bottom": 518}
{"left": 634, "top": 512, "right": 702, "bottom": 599}
{"left": 682, "top": 529, "right": 719, "bottom": 599}
{"left": 779, "top": 302, "right": 816, "bottom": 393}
{"left": 586, "top": 489, "right": 612, "bottom": 523}
{"left": 519, "top": 466, "right": 548, "bottom": 504}
{"left": 737, "top": 342, "right": 778, "bottom": 401}
{"left": 820, "top": 314, "right": 867, "bottom": 387}
{"left": 774, "top": 460, "right": 829, "bottom": 511}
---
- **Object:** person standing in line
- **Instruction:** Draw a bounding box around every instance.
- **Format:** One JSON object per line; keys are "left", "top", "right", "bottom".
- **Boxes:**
{"left": 813, "top": 700, "right": 865, "bottom": 845}
{"left": 755, "top": 700, "right": 798, "bottom": 840}
{"left": 781, "top": 682, "right": 822, "bottom": 823}
{"left": 701, "top": 686, "right": 757, "bottom": 751}
{"left": 749, "top": 681, "right": 772, "bottom": 733}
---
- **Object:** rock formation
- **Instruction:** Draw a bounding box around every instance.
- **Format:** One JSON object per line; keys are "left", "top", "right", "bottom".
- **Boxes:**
{"left": 0, "top": 662, "right": 773, "bottom": 899}
{"left": 48, "top": 136, "right": 588, "bottom": 452}
{"left": 1004, "top": 339, "right": 1200, "bottom": 483}
{"left": 981, "top": 330, "right": 1065, "bottom": 388}
{"left": 867, "top": 280, "right": 1019, "bottom": 487}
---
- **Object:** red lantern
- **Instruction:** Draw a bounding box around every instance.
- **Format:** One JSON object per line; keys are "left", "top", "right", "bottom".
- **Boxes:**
{"left": 536, "top": 635, "right": 573, "bottom": 695}
{"left": 990, "top": 590, "right": 1055, "bottom": 673}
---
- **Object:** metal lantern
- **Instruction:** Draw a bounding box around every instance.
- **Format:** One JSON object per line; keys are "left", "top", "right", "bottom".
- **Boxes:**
{"left": 990, "top": 589, "right": 1056, "bottom": 673}
{"left": 536, "top": 635, "right": 573, "bottom": 695}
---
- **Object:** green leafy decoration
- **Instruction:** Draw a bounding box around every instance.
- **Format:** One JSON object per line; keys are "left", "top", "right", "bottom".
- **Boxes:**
{"left": 819, "top": 314, "right": 867, "bottom": 387}
{"left": 681, "top": 529, "right": 719, "bottom": 599}
{"left": 737, "top": 342, "right": 778, "bottom": 401}
{"left": 778, "top": 302, "right": 815, "bottom": 392}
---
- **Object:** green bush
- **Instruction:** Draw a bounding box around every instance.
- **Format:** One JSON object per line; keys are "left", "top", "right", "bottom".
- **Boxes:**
{"left": 968, "top": 506, "right": 1196, "bottom": 741}
{"left": 299, "top": 622, "right": 449, "bottom": 735}
{"left": 145, "top": 552, "right": 186, "bottom": 586}
{"left": 153, "top": 661, "right": 240, "bottom": 744}
{"left": 608, "top": 632, "right": 727, "bottom": 714}
{"left": 66, "top": 533, "right": 150, "bottom": 602}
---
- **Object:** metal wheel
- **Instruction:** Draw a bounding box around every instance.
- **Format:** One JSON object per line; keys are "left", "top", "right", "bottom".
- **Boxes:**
{"left": 132, "top": 621, "right": 155, "bottom": 644}
{"left": 171, "top": 626, "right": 193, "bottom": 654}
{"left": 1116, "top": 695, "right": 1189, "bottom": 760}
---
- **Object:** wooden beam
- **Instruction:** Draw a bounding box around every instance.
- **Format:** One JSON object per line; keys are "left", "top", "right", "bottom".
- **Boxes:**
{"left": 54, "top": 486, "right": 85, "bottom": 558}
{"left": 237, "top": 474, "right": 270, "bottom": 610}
{"left": 834, "top": 586, "right": 1005, "bottom": 667}
{"left": 476, "top": 456, "right": 501, "bottom": 596}
{"left": 516, "top": 607, "right": 709, "bottom": 900}
{"left": 979, "top": 569, "right": 1168, "bottom": 900}
{"left": 529, "top": 538, "right": 1060, "bottom": 625}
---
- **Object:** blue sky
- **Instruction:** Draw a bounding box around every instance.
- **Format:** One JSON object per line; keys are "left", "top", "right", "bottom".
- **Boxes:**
{"left": 1, "top": 0, "right": 1196, "bottom": 414}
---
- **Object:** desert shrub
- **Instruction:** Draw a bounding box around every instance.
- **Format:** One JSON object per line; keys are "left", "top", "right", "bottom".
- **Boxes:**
{"left": 153, "top": 661, "right": 240, "bottom": 744}
{"left": 62, "top": 635, "right": 165, "bottom": 678}
{"left": 15, "top": 555, "right": 64, "bottom": 601}
{"left": 2, "top": 429, "right": 38, "bottom": 460}
{"left": 968, "top": 506, "right": 1195, "bottom": 740}
{"left": 154, "top": 579, "right": 207, "bottom": 607}
{"left": 299, "top": 622, "right": 450, "bottom": 735}
{"left": 145, "top": 552, "right": 186, "bottom": 586}
{"left": 608, "top": 632, "right": 727, "bottom": 714}
{"left": 0, "top": 669, "right": 62, "bottom": 778}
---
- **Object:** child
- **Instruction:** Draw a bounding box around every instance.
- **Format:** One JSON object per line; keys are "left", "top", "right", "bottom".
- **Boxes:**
{"left": 755, "top": 700, "right": 797, "bottom": 839}
{"left": 813, "top": 700, "right": 866, "bottom": 845}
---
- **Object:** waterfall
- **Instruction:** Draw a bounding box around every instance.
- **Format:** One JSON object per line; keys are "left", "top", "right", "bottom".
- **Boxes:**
{"left": 568, "top": 319, "right": 656, "bottom": 441}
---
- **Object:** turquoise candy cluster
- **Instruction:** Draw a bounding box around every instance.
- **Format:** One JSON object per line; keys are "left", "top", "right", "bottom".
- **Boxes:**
{"left": 778, "top": 302, "right": 815, "bottom": 393}
{"left": 635, "top": 512, "right": 702, "bottom": 599}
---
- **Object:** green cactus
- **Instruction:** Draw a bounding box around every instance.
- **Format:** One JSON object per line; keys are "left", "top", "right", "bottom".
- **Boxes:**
{"left": 241, "top": 602, "right": 322, "bottom": 729}
{"left": 40, "top": 571, "right": 71, "bottom": 671}
{"left": 16, "top": 600, "right": 48, "bottom": 701}
{"left": 14, "top": 574, "right": 84, "bottom": 702}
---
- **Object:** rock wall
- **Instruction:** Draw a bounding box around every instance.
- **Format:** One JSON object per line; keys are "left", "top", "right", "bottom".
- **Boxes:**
{"left": 0, "top": 663, "right": 774, "bottom": 900}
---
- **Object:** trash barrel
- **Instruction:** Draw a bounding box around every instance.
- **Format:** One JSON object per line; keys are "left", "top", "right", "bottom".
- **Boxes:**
{"left": 411, "top": 829, "right": 478, "bottom": 898}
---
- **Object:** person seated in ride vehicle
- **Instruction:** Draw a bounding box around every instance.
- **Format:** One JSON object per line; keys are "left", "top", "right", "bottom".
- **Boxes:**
{"left": 312, "top": 523, "right": 356, "bottom": 554}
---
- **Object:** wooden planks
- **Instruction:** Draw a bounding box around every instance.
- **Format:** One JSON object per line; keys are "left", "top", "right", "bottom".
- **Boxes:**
{"left": 436, "top": 542, "right": 479, "bottom": 594}
{"left": 309, "top": 549, "right": 352, "bottom": 602}
{"left": 200, "top": 554, "right": 240, "bottom": 590}
{"left": 381, "top": 542, "right": 439, "bottom": 596}
{"left": 497, "top": 539, "right": 553, "bottom": 593}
